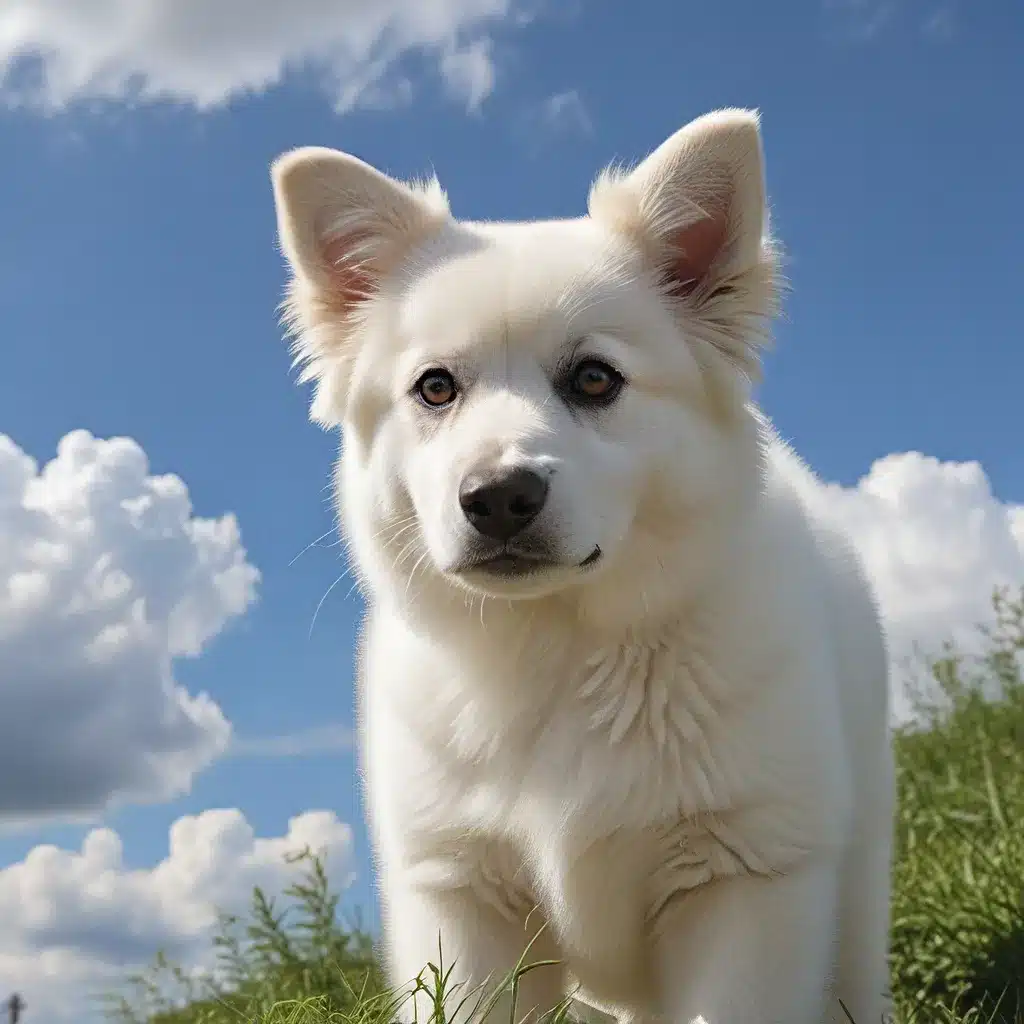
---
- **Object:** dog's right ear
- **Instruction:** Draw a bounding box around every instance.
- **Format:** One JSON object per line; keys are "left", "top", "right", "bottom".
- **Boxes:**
{"left": 271, "top": 148, "right": 450, "bottom": 426}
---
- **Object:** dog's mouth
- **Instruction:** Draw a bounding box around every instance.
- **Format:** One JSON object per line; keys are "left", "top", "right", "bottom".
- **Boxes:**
{"left": 459, "top": 545, "right": 602, "bottom": 578}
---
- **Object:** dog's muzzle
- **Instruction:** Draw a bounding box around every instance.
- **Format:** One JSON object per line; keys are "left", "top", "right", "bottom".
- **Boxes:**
{"left": 458, "top": 464, "right": 549, "bottom": 542}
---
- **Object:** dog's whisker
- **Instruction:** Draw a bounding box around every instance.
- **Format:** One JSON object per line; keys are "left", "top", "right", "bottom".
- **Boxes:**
{"left": 308, "top": 571, "right": 348, "bottom": 638}
{"left": 288, "top": 528, "right": 337, "bottom": 567}
{"left": 369, "top": 513, "right": 419, "bottom": 543}
{"left": 382, "top": 521, "right": 421, "bottom": 548}
{"left": 393, "top": 536, "right": 425, "bottom": 568}
{"left": 404, "top": 550, "right": 431, "bottom": 601}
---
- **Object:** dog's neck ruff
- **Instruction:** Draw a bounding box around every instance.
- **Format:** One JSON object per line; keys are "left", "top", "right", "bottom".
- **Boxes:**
{"left": 576, "top": 626, "right": 728, "bottom": 781}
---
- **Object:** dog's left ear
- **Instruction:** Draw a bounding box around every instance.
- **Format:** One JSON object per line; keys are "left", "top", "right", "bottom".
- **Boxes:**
{"left": 589, "top": 108, "right": 781, "bottom": 377}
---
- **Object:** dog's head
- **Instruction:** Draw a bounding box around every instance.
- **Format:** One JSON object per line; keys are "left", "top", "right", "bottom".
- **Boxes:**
{"left": 272, "top": 110, "right": 780, "bottom": 621}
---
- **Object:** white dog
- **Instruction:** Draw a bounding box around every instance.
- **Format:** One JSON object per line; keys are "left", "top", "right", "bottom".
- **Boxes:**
{"left": 271, "top": 109, "right": 894, "bottom": 1024}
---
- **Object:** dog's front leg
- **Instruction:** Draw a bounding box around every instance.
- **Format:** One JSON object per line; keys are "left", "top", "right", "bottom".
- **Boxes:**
{"left": 650, "top": 859, "right": 842, "bottom": 1024}
{"left": 384, "top": 881, "right": 565, "bottom": 1024}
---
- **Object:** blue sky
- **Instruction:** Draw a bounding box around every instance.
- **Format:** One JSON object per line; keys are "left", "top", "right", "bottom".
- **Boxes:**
{"left": 0, "top": 0, "right": 1022, "bottom": 1016}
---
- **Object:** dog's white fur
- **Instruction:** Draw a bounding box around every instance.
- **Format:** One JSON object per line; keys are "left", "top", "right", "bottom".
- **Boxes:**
{"left": 272, "top": 110, "right": 894, "bottom": 1024}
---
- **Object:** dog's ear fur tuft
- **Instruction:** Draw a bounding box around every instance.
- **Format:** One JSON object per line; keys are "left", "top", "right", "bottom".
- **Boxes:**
{"left": 588, "top": 109, "right": 782, "bottom": 379}
{"left": 271, "top": 148, "right": 450, "bottom": 426}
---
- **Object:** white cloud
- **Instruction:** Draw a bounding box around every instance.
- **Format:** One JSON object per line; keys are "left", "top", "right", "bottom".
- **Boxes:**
{"left": 0, "top": 430, "right": 258, "bottom": 825}
{"left": 788, "top": 450, "right": 1024, "bottom": 716}
{"left": 539, "top": 88, "right": 592, "bottom": 136}
{"left": 922, "top": 0, "right": 957, "bottom": 39}
{"left": 440, "top": 37, "right": 496, "bottom": 112}
{"left": 822, "top": 0, "right": 959, "bottom": 41}
{"left": 0, "top": 0, "right": 534, "bottom": 113}
{"left": 822, "top": 0, "right": 897, "bottom": 39}
{"left": 0, "top": 809, "right": 354, "bottom": 1023}
{"left": 229, "top": 722, "right": 355, "bottom": 758}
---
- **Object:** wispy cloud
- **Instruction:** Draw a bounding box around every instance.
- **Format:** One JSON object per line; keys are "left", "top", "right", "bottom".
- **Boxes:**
{"left": 229, "top": 723, "right": 354, "bottom": 758}
{"left": 922, "top": 1, "right": 957, "bottom": 40}
{"left": 822, "top": 0, "right": 898, "bottom": 40}
{"left": 822, "top": 0, "right": 958, "bottom": 41}
{"left": 540, "top": 88, "right": 593, "bottom": 136}
{"left": 441, "top": 38, "right": 496, "bottom": 113}
{"left": 0, "top": 0, "right": 535, "bottom": 114}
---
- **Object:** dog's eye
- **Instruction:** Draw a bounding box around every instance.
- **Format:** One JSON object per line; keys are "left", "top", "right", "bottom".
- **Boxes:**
{"left": 415, "top": 369, "right": 458, "bottom": 408}
{"left": 570, "top": 359, "right": 623, "bottom": 403}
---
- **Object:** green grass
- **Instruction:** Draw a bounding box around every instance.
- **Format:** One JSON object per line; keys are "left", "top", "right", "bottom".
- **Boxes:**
{"left": 889, "top": 587, "right": 1024, "bottom": 1023}
{"left": 103, "top": 588, "right": 1024, "bottom": 1024}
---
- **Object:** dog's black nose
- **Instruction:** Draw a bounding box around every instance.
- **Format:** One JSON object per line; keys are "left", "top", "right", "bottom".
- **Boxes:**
{"left": 459, "top": 466, "right": 549, "bottom": 541}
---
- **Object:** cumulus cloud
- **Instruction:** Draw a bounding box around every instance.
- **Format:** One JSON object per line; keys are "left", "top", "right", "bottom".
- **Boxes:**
{"left": 0, "top": 430, "right": 258, "bottom": 824}
{"left": 0, "top": 0, "right": 534, "bottom": 113}
{"left": 0, "top": 809, "right": 354, "bottom": 1023}
{"left": 790, "top": 450, "right": 1024, "bottom": 716}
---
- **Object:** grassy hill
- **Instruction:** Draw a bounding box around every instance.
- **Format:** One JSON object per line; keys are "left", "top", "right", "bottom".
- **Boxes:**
{"left": 103, "top": 588, "right": 1024, "bottom": 1024}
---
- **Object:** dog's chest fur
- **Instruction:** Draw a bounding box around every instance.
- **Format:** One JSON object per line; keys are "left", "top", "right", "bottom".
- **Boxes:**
{"left": 364, "top": 608, "right": 844, "bottom": 996}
